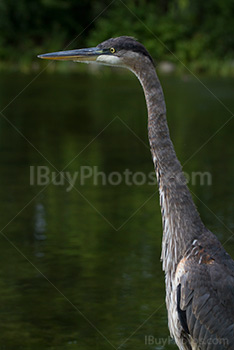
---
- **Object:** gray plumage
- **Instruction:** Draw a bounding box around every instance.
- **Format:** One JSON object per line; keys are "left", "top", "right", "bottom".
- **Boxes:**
{"left": 38, "top": 36, "right": 234, "bottom": 350}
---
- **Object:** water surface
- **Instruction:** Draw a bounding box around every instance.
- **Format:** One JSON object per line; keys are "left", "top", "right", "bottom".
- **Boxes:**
{"left": 0, "top": 70, "right": 233, "bottom": 349}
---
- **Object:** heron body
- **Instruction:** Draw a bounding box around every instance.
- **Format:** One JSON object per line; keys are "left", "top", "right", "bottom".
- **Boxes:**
{"left": 39, "top": 37, "right": 234, "bottom": 349}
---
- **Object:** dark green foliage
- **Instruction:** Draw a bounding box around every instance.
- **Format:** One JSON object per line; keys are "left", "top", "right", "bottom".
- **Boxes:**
{"left": 0, "top": 0, "right": 234, "bottom": 74}
{"left": 0, "top": 0, "right": 95, "bottom": 69}
{"left": 88, "top": 0, "right": 234, "bottom": 74}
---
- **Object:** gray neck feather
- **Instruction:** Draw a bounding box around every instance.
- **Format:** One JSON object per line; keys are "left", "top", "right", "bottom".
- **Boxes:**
{"left": 132, "top": 58, "right": 206, "bottom": 275}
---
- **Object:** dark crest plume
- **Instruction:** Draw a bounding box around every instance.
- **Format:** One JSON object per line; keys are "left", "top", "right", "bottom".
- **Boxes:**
{"left": 98, "top": 36, "right": 154, "bottom": 65}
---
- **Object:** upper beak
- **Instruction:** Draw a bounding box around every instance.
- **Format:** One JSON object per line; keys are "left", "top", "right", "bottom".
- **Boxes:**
{"left": 37, "top": 47, "right": 103, "bottom": 61}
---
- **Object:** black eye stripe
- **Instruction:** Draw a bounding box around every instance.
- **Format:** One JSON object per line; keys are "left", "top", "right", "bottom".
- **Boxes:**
{"left": 98, "top": 37, "right": 154, "bottom": 64}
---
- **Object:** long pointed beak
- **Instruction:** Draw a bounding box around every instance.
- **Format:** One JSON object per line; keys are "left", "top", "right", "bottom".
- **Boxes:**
{"left": 37, "top": 47, "right": 104, "bottom": 61}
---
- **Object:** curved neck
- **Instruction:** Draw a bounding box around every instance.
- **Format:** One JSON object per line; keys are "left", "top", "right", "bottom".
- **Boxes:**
{"left": 132, "top": 59, "right": 206, "bottom": 273}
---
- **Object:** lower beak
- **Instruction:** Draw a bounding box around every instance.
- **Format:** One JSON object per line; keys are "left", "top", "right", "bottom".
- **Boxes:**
{"left": 37, "top": 47, "right": 103, "bottom": 61}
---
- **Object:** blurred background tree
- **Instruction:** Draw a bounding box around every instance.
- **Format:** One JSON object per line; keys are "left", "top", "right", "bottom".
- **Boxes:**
{"left": 0, "top": 0, "right": 233, "bottom": 74}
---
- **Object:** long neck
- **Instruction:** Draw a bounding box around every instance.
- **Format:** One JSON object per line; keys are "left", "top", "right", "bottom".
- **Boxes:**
{"left": 133, "top": 59, "right": 206, "bottom": 274}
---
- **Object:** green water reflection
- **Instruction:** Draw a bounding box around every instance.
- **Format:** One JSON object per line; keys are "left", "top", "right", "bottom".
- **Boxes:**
{"left": 0, "top": 71, "right": 233, "bottom": 349}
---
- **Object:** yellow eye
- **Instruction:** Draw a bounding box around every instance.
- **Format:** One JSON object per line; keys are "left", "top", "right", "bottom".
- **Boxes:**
{"left": 110, "top": 47, "right": 115, "bottom": 54}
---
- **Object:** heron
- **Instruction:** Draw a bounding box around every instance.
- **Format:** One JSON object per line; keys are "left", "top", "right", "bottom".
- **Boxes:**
{"left": 38, "top": 36, "right": 234, "bottom": 349}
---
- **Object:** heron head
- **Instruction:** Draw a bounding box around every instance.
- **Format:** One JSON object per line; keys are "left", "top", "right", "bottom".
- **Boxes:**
{"left": 38, "top": 36, "right": 154, "bottom": 70}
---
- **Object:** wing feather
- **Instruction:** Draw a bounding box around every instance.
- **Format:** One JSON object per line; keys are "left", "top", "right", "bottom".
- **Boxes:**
{"left": 177, "top": 248, "right": 234, "bottom": 349}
